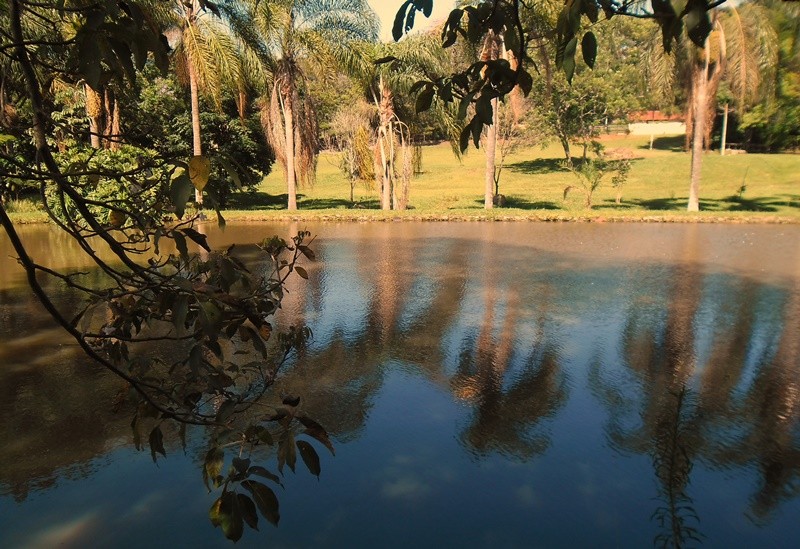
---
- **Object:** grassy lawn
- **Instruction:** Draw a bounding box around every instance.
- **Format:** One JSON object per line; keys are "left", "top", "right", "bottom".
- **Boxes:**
{"left": 8, "top": 135, "right": 799, "bottom": 224}
{"left": 223, "top": 134, "right": 800, "bottom": 222}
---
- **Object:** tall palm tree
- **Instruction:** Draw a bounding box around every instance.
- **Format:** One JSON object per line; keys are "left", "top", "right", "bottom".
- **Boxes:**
{"left": 367, "top": 33, "right": 461, "bottom": 210}
{"left": 169, "top": 0, "right": 242, "bottom": 203}
{"left": 238, "top": 0, "right": 378, "bottom": 211}
{"left": 646, "top": 4, "right": 778, "bottom": 212}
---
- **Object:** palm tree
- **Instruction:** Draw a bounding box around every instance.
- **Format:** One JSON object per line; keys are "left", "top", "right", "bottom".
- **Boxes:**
{"left": 238, "top": 0, "right": 378, "bottom": 211}
{"left": 646, "top": 4, "right": 778, "bottom": 212}
{"left": 169, "top": 0, "right": 242, "bottom": 203}
{"left": 367, "top": 33, "right": 461, "bottom": 210}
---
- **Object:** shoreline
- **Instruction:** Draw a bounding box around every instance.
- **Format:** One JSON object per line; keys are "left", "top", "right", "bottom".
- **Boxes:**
{"left": 8, "top": 209, "right": 800, "bottom": 226}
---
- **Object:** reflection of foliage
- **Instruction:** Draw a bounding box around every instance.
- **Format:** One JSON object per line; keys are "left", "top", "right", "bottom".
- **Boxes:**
{"left": 455, "top": 347, "right": 566, "bottom": 460}
{"left": 651, "top": 388, "right": 702, "bottom": 549}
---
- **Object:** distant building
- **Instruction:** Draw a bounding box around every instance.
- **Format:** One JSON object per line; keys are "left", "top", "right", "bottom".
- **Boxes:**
{"left": 627, "top": 110, "right": 686, "bottom": 136}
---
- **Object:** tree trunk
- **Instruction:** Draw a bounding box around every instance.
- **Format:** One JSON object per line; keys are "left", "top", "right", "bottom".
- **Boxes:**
{"left": 688, "top": 54, "right": 709, "bottom": 212}
{"left": 484, "top": 97, "right": 497, "bottom": 209}
{"left": 560, "top": 136, "right": 572, "bottom": 168}
{"left": 189, "top": 63, "right": 203, "bottom": 204}
{"left": 720, "top": 103, "right": 729, "bottom": 155}
{"left": 111, "top": 95, "right": 121, "bottom": 151}
{"left": 282, "top": 93, "right": 298, "bottom": 211}
{"left": 379, "top": 128, "right": 391, "bottom": 210}
{"left": 480, "top": 31, "right": 502, "bottom": 210}
{"left": 85, "top": 84, "right": 103, "bottom": 150}
{"left": 237, "top": 89, "right": 247, "bottom": 122}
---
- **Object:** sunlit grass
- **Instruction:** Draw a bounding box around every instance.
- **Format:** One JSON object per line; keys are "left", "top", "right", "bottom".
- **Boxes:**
{"left": 2, "top": 198, "right": 48, "bottom": 223}
{"left": 228, "top": 134, "right": 800, "bottom": 222}
{"left": 7, "top": 135, "right": 799, "bottom": 224}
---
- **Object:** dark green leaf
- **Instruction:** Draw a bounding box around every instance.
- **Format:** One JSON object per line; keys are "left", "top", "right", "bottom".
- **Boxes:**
{"left": 131, "top": 414, "right": 142, "bottom": 451}
{"left": 297, "top": 245, "right": 315, "bottom": 260}
{"left": 297, "top": 415, "right": 335, "bottom": 456}
{"left": 583, "top": 0, "right": 599, "bottom": 23}
{"left": 392, "top": 1, "right": 412, "bottom": 41}
{"left": 79, "top": 36, "right": 102, "bottom": 90}
{"left": 282, "top": 395, "right": 301, "bottom": 407}
{"left": 232, "top": 456, "right": 251, "bottom": 474}
{"left": 421, "top": 0, "right": 433, "bottom": 17}
{"left": 581, "top": 31, "right": 597, "bottom": 69}
{"left": 238, "top": 494, "right": 258, "bottom": 530}
{"left": 409, "top": 80, "right": 429, "bottom": 95}
{"left": 149, "top": 425, "right": 166, "bottom": 462}
{"left": 172, "top": 295, "right": 188, "bottom": 332}
{"left": 180, "top": 227, "right": 211, "bottom": 252}
{"left": 415, "top": 86, "right": 435, "bottom": 113}
{"left": 457, "top": 92, "right": 474, "bottom": 121}
{"left": 517, "top": 70, "right": 533, "bottom": 96}
{"left": 218, "top": 156, "right": 243, "bottom": 190}
{"left": 169, "top": 172, "right": 193, "bottom": 219}
{"left": 173, "top": 231, "right": 188, "bottom": 262}
{"left": 277, "top": 431, "right": 296, "bottom": 474}
{"left": 296, "top": 440, "right": 321, "bottom": 478}
{"left": 241, "top": 480, "right": 280, "bottom": 526}
{"left": 685, "top": 6, "right": 712, "bottom": 47}
{"left": 475, "top": 95, "right": 494, "bottom": 125}
{"left": 294, "top": 266, "right": 308, "bottom": 280}
{"left": 563, "top": 37, "right": 578, "bottom": 83}
{"left": 470, "top": 117, "right": 482, "bottom": 148}
{"left": 209, "top": 491, "right": 244, "bottom": 542}
{"left": 248, "top": 466, "right": 282, "bottom": 486}
{"left": 459, "top": 123, "right": 470, "bottom": 153}
{"left": 216, "top": 399, "right": 237, "bottom": 423}
{"left": 200, "top": 301, "right": 223, "bottom": 336}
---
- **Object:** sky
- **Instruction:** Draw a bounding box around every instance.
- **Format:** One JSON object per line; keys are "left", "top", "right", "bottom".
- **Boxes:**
{"left": 367, "top": 1, "right": 455, "bottom": 42}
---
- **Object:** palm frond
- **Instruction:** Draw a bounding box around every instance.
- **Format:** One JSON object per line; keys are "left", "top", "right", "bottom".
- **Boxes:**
{"left": 721, "top": 3, "right": 779, "bottom": 110}
{"left": 294, "top": 0, "right": 379, "bottom": 43}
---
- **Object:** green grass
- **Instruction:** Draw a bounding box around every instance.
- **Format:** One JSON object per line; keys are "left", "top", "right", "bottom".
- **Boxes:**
{"left": 8, "top": 135, "right": 799, "bottom": 224}
{"left": 2, "top": 198, "right": 49, "bottom": 223}
{"left": 223, "top": 134, "right": 800, "bottom": 223}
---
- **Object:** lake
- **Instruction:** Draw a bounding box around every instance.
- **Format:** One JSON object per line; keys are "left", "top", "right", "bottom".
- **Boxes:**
{"left": 1, "top": 221, "right": 799, "bottom": 548}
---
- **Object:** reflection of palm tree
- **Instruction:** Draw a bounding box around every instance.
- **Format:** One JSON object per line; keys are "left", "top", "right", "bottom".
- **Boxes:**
{"left": 272, "top": 233, "right": 472, "bottom": 439}
{"left": 592, "top": 228, "right": 705, "bottom": 546}
{"left": 735, "top": 273, "right": 800, "bottom": 521}
{"left": 451, "top": 237, "right": 566, "bottom": 460}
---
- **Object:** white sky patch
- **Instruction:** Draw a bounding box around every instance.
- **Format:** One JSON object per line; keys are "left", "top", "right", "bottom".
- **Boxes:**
{"left": 368, "top": 0, "right": 457, "bottom": 42}
{"left": 381, "top": 476, "right": 433, "bottom": 500}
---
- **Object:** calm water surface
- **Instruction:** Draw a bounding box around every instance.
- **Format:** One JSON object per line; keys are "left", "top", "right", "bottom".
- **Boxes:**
{"left": 1, "top": 222, "right": 799, "bottom": 548}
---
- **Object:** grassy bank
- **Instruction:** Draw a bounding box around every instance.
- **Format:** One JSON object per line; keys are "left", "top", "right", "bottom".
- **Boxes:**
{"left": 9, "top": 135, "right": 800, "bottom": 224}
{"left": 226, "top": 134, "right": 800, "bottom": 223}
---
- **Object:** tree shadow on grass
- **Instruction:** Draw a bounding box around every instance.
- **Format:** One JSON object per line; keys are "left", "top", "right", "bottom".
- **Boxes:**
{"left": 472, "top": 196, "right": 561, "bottom": 210}
{"left": 639, "top": 135, "right": 686, "bottom": 152}
{"left": 638, "top": 135, "right": 685, "bottom": 152}
{"left": 506, "top": 158, "right": 572, "bottom": 175}
{"left": 615, "top": 194, "right": 800, "bottom": 212}
{"left": 302, "top": 198, "right": 382, "bottom": 210}
{"left": 227, "top": 192, "right": 382, "bottom": 211}
{"left": 226, "top": 191, "right": 290, "bottom": 210}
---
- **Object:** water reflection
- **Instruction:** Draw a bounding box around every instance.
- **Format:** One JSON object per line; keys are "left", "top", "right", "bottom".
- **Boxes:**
{"left": 2, "top": 223, "right": 800, "bottom": 546}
